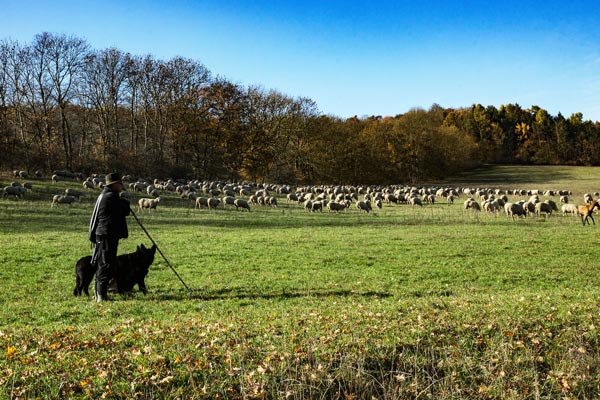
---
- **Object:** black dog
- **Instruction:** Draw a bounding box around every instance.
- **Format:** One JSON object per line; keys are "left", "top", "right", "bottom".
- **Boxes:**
{"left": 73, "top": 244, "right": 156, "bottom": 297}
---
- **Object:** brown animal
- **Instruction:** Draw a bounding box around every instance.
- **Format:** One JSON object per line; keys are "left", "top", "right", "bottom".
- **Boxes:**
{"left": 578, "top": 200, "right": 600, "bottom": 225}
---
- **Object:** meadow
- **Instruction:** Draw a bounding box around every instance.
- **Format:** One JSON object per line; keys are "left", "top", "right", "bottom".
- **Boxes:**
{"left": 1, "top": 165, "right": 600, "bottom": 399}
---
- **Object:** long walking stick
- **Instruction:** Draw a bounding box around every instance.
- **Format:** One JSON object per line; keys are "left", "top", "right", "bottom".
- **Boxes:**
{"left": 130, "top": 209, "right": 193, "bottom": 297}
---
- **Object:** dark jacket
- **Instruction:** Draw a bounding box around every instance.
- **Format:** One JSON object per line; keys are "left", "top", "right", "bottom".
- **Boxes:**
{"left": 89, "top": 187, "right": 131, "bottom": 242}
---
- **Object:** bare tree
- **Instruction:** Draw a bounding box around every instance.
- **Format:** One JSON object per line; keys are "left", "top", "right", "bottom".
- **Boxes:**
{"left": 45, "top": 33, "right": 89, "bottom": 169}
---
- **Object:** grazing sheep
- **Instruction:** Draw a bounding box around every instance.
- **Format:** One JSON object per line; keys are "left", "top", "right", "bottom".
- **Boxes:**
{"left": 356, "top": 200, "right": 372, "bottom": 213}
{"left": 83, "top": 180, "right": 95, "bottom": 190}
{"left": 51, "top": 174, "right": 61, "bottom": 183}
{"left": 23, "top": 182, "right": 33, "bottom": 192}
{"left": 195, "top": 197, "right": 209, "bottom": 209}
{"left": 303, "top": 200, "right": 313, "bottom": 212}
{"left": 504, "top": 202, "right": 527, "bottom": 220}
{"left": 375, "top": 199, "right": 383, "bottom": 209}
{"left": 266, "top": 196, "right": 278, "bottom": 207}
{"left": 138, "top": 197, "right": 160, "bottom": 212}
{"left": 287, "top": 193, "right": 299, "bottom": 203}
{"left": 482, "top": 200, "right": 500, "bottom": 213}
{"left": 535, "top": 202, "right": 553, "bottom": 217}
{"left": 560, "top": 195, "right": 569, "bottom": 204}
{"left": 384, "top": 193, "right": 398, "bottom": 204}
{"left": 51, "top": 195, "right": 79, "bottom": 207}
{"left": 233, "top": 198, "right": 251, "bottom": 211}
{"left": 447, "top": 194, "right": 455, "bottom": 205}
{"left": 561, "top": 203, "right": 578, "bottom": 215}
{"left": 65, "top": 188, "right": 84, "bottom": 199}
{"left": 207, "top": 198, "right": 221, "bottom": 209}
{"left": 522, "top": 201, "right": 536, "bottom": 214}
{"left": 327, "top": 201, "right": 347, "bottom": 213}
{"left": 544, "top": 199, "right": 559, "bottom": 212}
{"left": 584, "top": 193, "right": 594, "bottom": 204}
{"left": 3, "top": 185, "right": 25, "bottom": 199}
{"left": 464, "top": 198, "right": 481, "bottom": 211}
{"left": 222, "top": 196, "right": 236, "bottom": 208}
{"left": 408, "top": 196, "right": 422, "bottom": 207}
{"left": 310, "top": 201, "right": 324, "bottom": 212}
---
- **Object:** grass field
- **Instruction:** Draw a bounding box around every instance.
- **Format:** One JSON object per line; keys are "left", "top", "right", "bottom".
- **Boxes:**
{"left": 2, "top": 165, "right": 600, "bottom": 399}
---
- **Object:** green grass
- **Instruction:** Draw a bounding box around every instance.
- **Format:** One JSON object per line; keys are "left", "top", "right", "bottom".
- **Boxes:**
{"left": 1, "top": 166, "right": 600, "bottom": 399}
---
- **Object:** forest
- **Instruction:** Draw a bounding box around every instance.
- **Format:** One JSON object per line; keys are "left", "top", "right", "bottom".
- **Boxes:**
{"left": 1, "top": 32, "right": 599, "bottom": 184}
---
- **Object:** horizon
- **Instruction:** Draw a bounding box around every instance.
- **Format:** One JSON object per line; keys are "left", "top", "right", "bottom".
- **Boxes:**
{"left": 3, "top": 0, "right": 600, "bottom": 122}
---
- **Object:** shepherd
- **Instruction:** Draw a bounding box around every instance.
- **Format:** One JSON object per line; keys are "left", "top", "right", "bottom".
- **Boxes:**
{"left": 89, "top": 172, "right": 131, "bottom": 302}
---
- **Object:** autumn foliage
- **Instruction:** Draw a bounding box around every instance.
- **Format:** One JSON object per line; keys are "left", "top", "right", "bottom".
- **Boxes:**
{"left": 1, "top": 33, "right": 599, "bottom": 184}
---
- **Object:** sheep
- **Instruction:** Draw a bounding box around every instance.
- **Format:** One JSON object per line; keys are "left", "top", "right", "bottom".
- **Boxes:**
{"left": 83, "top": 180, "right": 95, "bottom": 190}
{"left": 504, "top": 202, "right": 527, "bottom": 220}
{"left": 3, "top": 185, "right": 25, "bottom": 199}
{"left": 195, "top": 197, "right": 209, "bottom": 209}
{"left": 356, "top": 200, "right": 372, "bottom": 213}
{"left": 310, "top": 201, "right": 324, "bottom": 212}
{"left": 561, "top": 203, "right": 578, "bottom": 215}
{"left": 207, "top": 198, "right": 221, "bottom": 209}
{"left": 233, "top": 198, "right": 251, "bottom": 211}
{"left": 584, "top": 193, "right": 594, "bottom": 204}
{"left": 327, "top": 201, "right": 347, "bottom": 213}
{"left": 534, "top": 201, "right": 554, "bottom": 217}
{"left": 266, "top": 196, "right": 278, "bottom": 207}
{"left": 482, "top": 200, "right": 500, "bottom": 213}
{"left": 464, "top": 198, "right": 481, "bottom": 211}
{"left": 560, "top": 195, "right": 569, "bottom": 204}
{"left": 287, "top": 193, "right": 299, "bottom": 203}
{"left": 65, "top": 188, "right": 84, "bottom": 199}
{"left": 384, "top": 193, "right": 398, "bottom": 204}
{"left": 303, "top": 200, "right": 313, "bottom": 211}
{"left": 447, "top": 194, "right": 455, "bottom": 205}
{"left": 51, "top": 195, "right": 79, "bottom": 207}
{"left": 544, "top": 199, "right": 559, "bottom": 212}
{"left": 374, "top": 199, "right": 383, "bottom": 209}
{"left": 408, "top": 196, "right": 422, "bottom": 207}
{"left": 222, "top": 196, "right": 236, "bottom": 208}
{"left": 522, "top": 201, "right": 536, "bottom": 214}
{"left": 138, "top": 197, "right": 160, "bottom": 212}
{"left": 23, "top": 182, "right": 33, "bottom": 192}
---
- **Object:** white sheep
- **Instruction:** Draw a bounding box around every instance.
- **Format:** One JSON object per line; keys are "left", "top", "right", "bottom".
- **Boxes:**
{"left": 51, "top": 195, "right": 79, "bottom": 207}
{"left": 464, "top": 198, "right": 481, "bottom": 211}
{"left": 195, "top": 197, "right": 209, "bottom": 209}
{"left": 310, "top": 201, "right": 324, "bottom": 212}
{"left": 356, "top": 200, "right": 372, "bottom": 213}
{"left": 561, "top": 203, "right": 578, "bottom": 215}
{"left": 222, "top": 196, "right": 236, "bottom": 208}
{"left": 266, "top": 196, "right": 278, "bottom": 207}
{"left": 535, "top": 201, "right": 554, "bottom": 217}
{"left": 233, "top": 198, "right": 251, "bottom": 211}
{"left": 504, "top": 202, "right": 527, "bottom": 220}
{"left": 65, "top": 188, "right": 84, "bottom": 198}
{"left": 138, "top": 197, "right": 160, "bottom": 212}
{"left": 327, "top": 201, "right": 347, "bottom": 213}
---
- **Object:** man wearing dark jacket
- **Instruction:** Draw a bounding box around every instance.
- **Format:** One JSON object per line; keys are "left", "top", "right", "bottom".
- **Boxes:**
{"left": 88, "top": 173, "right": 131, "bottom": 302}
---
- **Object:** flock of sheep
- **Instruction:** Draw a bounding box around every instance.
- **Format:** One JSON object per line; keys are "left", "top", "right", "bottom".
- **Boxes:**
{"left": 3, "top": 170, "right": 600, "bottom": 224}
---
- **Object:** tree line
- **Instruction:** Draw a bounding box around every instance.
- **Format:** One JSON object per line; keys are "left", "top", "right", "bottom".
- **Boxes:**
{"left": 1, "top": 32, "right": 599, "bottom": 184}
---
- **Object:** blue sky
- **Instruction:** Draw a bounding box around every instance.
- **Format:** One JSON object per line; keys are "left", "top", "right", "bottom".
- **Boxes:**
{"left": 3, "top": 0, "right": 600, "bottom": 121}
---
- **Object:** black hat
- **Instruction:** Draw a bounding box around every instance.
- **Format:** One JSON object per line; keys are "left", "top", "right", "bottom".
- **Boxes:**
{"left": 105, "top": 173, "right": 122, "bottom": 186}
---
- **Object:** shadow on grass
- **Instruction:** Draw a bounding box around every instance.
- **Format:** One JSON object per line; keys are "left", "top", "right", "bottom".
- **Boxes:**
{"left": 448, "top": 164, "right": 575, "bottom": 185}
{"left": 152, "top": 287, "right": 393, "bottom": 302}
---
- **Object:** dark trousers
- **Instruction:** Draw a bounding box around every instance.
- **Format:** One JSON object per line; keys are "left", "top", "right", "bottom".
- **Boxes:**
{"left": 95, "top": 237, "right": 120, "bottom": 298}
